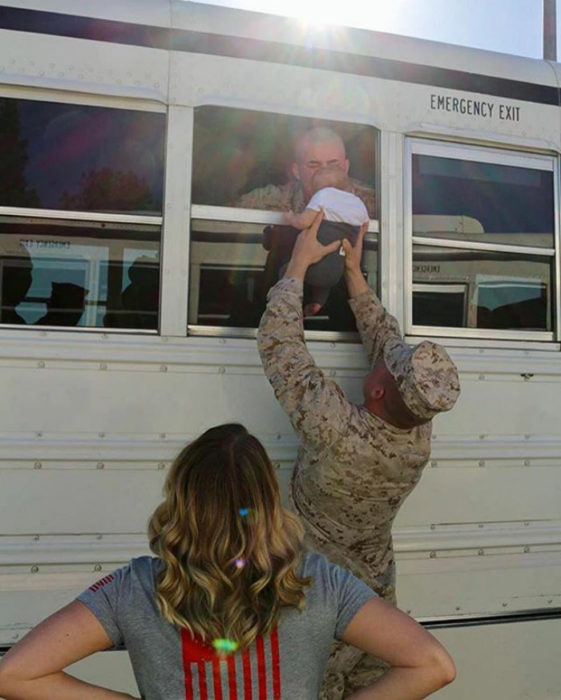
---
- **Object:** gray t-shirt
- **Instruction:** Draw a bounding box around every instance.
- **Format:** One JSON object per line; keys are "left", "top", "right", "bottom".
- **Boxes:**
{"left": 78, "top": 552, "right": 376, "bottom": 699}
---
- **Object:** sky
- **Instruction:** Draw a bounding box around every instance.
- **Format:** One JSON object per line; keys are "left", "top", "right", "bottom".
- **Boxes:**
{"left": 193, "top": 0, "right": 553, "bottom": 59}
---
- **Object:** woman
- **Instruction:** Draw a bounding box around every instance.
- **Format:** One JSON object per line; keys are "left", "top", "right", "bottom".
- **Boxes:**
{"left": 0, "top": 423, "right": 455, "bottom": 699}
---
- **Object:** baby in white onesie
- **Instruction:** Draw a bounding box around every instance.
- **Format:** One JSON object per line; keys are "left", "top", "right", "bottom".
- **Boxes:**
{"left": 285, "top": 168, "right": 369, "bottom": 315}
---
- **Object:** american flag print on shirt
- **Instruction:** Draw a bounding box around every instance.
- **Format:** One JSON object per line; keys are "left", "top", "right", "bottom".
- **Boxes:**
{"left": 88, "top": 574, "right": 115, "bottom": 592}
{"left": 181, "top": 628, "right": 281, "bottom": 699}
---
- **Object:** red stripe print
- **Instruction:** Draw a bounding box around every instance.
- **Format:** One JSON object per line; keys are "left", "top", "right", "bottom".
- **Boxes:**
{"left": 212, "top": 657, "right": 223, "bottom": 700}
{"left": 270, "top": 629, "right": 281, "bottom": 699}
{"left": 227, "top": 654, "right": 237, "bottom": 700}
{"left": 88, "top": 574, "right": 114, "bottom": 592}
{"left": 242, "top": 648, "right": 252, "bottom": 700}
{"left": 181, "top": 630, "right": 213, "bottom": 699}
{"left": 256, "top": 635, "right": 267, "bottom": 700}
{"left": 180, "top": 629, "right": 281, "bottom": 699}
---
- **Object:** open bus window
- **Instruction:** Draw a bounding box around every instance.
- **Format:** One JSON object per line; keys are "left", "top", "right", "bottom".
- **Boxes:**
{"left": 189, "top": 107, "right": 378, "bottom": 336}
{"left": 0, "top": 218, "right": 160, "bottom": 329}
{"left": 0, "top": 97, "right": 164, "bottom": 331}
{"left": 409, "top": 141, "right": 556, "bottom": 339}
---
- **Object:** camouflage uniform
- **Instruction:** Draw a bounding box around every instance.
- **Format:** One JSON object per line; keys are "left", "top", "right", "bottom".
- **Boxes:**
{"left": 257, "top": 277, "right": 432, "bottom": 699}
{"left": 235, "top": 177, "right": 377, "bottom": 218}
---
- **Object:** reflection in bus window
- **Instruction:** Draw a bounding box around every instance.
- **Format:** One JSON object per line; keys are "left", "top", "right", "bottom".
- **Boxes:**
{"left": 0, "top": 219, "right": 160, "bottom": 330}
{"left": 413, "top": 155, "right": 553, "bottom": 248}
{"left": 412, "top": 245, "right": 552, "bottom": 331}
{"left": 189, "top": 218, "right": 378, "bottom": 334}
{"left": 0, "top": 98, "right": 165, "bottom": 214}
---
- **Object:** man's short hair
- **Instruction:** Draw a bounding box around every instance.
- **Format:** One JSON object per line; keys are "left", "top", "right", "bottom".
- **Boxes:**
{"left": 294, "top": 127, "right": 346, "bottom": 162}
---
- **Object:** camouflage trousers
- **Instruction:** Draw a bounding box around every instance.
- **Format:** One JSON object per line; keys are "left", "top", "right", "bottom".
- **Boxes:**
{"left": 319, "top": 640, "right": 389, "bottom": 700}
{"left": 291, "top": 497, "right": 397, "bottom": 700}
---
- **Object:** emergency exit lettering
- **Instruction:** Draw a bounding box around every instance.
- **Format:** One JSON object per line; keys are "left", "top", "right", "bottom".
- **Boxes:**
{"left": 499, "top": 105, "right": 520, "bottom": 121}
{"left": 430, "top": 94, "right": 520, "bottom": 122}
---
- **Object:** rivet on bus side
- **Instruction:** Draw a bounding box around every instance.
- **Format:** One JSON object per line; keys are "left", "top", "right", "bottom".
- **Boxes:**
{"left": 34, "top": 462, "right": 42, "bottom": 469}
{"left": 97, "top": 462, "right": 105, "bottom": 470}
{"left": 94, "top": 564, "right": 102, "bottom": 572}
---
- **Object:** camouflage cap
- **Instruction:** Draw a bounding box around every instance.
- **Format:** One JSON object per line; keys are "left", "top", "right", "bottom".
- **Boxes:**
{"left": 383, "top": 339, "right": 460, "bottom": 420}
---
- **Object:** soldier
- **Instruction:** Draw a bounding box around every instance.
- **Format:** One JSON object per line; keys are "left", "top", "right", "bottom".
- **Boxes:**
{"left": 257, "top": 211, "right": 460, "bottom": 699}
{"left": 235, "top": 126, "right": 376, "bottom": 218}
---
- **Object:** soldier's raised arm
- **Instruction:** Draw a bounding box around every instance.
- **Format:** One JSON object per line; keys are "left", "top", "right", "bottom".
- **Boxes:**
{"left": 342, "top": 228, "right": 403, "bottom": 367}
{"left": 257, "top": 213, "right": 352, "bottom": 451}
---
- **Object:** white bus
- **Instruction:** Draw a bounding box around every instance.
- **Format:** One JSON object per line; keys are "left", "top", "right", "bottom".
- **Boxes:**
{"left": 0, "top": 2, "right": 560, "bottom": 697}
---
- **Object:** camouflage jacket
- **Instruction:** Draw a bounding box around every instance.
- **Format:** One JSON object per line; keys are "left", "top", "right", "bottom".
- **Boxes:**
{"left": 257, "top": 277, "right": 431, "bottom": 600}
{"left": 235, "top": 178, "right": 377, "bottom": 218}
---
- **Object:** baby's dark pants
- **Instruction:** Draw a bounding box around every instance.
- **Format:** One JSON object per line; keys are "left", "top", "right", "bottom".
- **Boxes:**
{"left": 304, "top": 221, "right": 358, "bottom": 307}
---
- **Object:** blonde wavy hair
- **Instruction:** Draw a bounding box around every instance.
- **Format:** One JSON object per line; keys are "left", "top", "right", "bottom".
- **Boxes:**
{"left": 148, "top": 423, "right": 311, "bottom": 650}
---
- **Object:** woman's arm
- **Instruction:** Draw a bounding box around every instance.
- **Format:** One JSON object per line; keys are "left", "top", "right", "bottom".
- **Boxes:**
{"left": 0, "top": 601, "right": 138, "bottom": 700}
{"left": 342, "top": 598, "right": 456, "bottom": 699}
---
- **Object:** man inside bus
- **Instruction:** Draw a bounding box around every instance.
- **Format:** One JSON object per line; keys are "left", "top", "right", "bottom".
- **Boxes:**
{"left": 234, "top": 126, "right": 375, "bottom": 327}
{"left": 235, "top": 125, "right": 376, "bottom": 218}
{"left": 257, "top": 211, "right": 460, "bottom": 699}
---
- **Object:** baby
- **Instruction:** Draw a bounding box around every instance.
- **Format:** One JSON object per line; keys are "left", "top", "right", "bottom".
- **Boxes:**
{"left": 285, "top": 167, "right": 369, "bottom": 316}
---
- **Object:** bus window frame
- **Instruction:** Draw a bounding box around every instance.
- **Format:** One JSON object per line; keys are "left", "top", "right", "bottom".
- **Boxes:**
{"left": 0, "top": 91, "right": 166, "bottom": 334}
{"left": 404, "top": 138, "right": 559, "bottom": 344}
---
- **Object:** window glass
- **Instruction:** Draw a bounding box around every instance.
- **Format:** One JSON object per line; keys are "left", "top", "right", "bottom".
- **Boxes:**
{"left": 0, "top": 218, "right": 160, "bottom": 329}
{"left": 190, "top": 107, "right": 378, "bottom": 334}
{"left": 189, "top": 219, "right": 377, "bottom": 334}
{"left": 412, "top": 245, "right": 553, "bottom": 331}
{"left": 0, "top": 98, "right": 165, "bottom": 213}
{"left": 412, "top": 155, "right": 554, "bottom": 248}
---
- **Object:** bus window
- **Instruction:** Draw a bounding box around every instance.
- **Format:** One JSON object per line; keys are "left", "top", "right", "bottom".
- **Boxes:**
{"left": 0, "top": 98, "right": 164, "bottom": 330}
{"left": 189, "top": 106, "right": 378, "bottom": 336}
{"left": 408, "top": 140, "right": 556, "bottom": 339}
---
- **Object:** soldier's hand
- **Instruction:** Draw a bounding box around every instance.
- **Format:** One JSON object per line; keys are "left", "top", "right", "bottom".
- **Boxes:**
{"left": 284, "top": 209, "right": 341, "bottom": 280}
{"left": 342, "top": 221, "right": 368, "bottom": 275}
